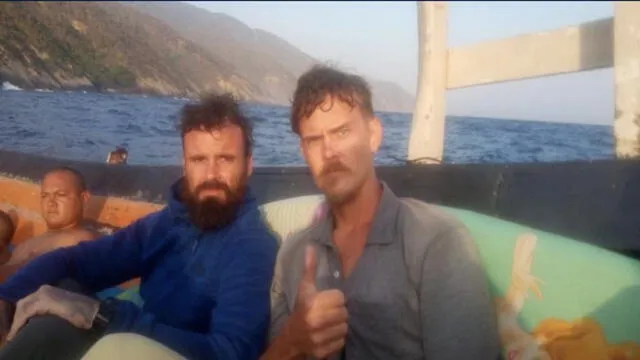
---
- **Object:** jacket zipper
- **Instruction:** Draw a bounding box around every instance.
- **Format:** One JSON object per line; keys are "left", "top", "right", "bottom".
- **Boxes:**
{"left": 192, "top": 232, "right": 204, "bottom": 254}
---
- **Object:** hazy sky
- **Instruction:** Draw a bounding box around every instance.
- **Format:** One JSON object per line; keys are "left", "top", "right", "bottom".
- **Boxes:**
{"left": 189, "top": 1, "right": 614, "bottom": 125}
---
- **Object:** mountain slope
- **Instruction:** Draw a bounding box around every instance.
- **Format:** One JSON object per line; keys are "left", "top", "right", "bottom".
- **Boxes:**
{"left": 127, "top": 1, "right": 415, "bottom": 113}
{"left": 0, "top": 2, "right": 267, "bottom": 101}
{"left": 124, "top": 2, "right": 299, "bottom": 105}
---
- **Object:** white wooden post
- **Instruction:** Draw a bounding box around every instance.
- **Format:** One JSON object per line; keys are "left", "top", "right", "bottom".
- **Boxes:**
{"left": 613, "top": 2, "right": 640, "bottom": 159}
{"left": 406, "top": 1, "right": 447, "bottom": 164}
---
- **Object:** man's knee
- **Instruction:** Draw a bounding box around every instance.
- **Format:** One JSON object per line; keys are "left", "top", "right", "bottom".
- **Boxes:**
{"left": 81, "top": 333, "right": 185, "bottom": 360}
{"left": 0, "top": 315, "right": 98, "bottom": 360}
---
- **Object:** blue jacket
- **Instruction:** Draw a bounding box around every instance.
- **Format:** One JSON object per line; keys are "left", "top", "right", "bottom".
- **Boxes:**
{"left": 0, "top": 180, "right": 279, "bottom": 360}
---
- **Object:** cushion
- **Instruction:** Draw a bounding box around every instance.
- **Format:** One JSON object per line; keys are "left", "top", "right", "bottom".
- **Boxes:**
{"left": 259, "top": 195, "right": 325, "bottom": 245}
{"left": 442, "top": 206, "right": 640, "bottom": 359}
{"left": 97, "top": 195, "right": 640, "bottom": 359}
{"left": 81, "top": 333, "right": 185, "bottom": 360}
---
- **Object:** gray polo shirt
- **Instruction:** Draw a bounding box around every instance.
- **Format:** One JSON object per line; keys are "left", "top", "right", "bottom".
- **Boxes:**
{"left": 269, "top": 182, "right": 501, "bottom": 360}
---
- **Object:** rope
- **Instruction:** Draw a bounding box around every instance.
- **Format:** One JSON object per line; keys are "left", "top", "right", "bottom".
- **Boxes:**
{"left": 391, "top": 156, "right": 443, "bottom": 165}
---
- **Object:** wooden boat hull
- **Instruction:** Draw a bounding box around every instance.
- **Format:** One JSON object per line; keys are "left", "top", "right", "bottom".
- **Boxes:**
{"left": 1, "top": 148, "right": 639, "bottom": 255}
{"left": 1, "top": 149, "right": 640, "bottom": 356}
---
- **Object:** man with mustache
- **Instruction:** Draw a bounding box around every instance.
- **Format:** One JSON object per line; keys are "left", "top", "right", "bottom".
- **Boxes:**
{"left": 0, "top": 93, "right": 279, "bottom": 360}
{"left": 262, "top": 65, "right": 501, "bottom": 359}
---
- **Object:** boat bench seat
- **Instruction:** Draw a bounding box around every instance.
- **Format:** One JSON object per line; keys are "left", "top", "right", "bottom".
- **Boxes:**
{"left": 111, "top": 194, "right": 640, "bottom": 357}
{"left": 258, "top": 195, "right": 640, "bottom": 359}
{"left": 4, "top": 185, "right": 640, "bottom": 357}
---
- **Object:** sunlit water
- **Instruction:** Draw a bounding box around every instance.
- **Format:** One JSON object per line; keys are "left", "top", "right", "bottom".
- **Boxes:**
{"left": 0, "top": 90, "right": 614, "bottom": 166}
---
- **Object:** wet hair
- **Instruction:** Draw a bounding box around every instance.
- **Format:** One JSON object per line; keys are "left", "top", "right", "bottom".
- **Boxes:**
{"left": 0, "top": 210, "right": 15, "bottom": 246}
{"left": 107, "top": 147, "right": 128, "bottom": 164}
{"left": 290, "top": 64, "right": 374, "bottom": 135}
{"left": 113, "top": 147, "right": 128, "bottom": 156}
{"left": 178, "top": 93, "right": 254, "bottom": 157}
{"left": 44, "top": 166, "right": 87, "bottom": 193}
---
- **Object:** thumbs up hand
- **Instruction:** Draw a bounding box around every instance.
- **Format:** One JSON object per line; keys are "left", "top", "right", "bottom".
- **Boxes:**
{"left": 296, "top": 245, "right": 321, "bottom": 304}
{"left": 288, "top": 245, "right": 349, "bottom": 359}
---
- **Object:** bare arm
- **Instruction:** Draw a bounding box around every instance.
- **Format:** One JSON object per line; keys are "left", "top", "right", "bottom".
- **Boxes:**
{"left": 53, "top": 228, "right": 99, "bottom": 248}
{"left": 0, "top": 263, "right": 27, "bottom": 283}
{"left": 7, "top": 236, "right": 46, "bottom": 266}
{"left": 0, "top": 298, "right": 13, "bottom": 344}
{"left": 261, "top": 322, "right": 306, "bottom": 360}
{"left": 7, "top": 228, "right": 98, "bottom": 266}
{"left": 1, "top": 228, "right": 100, "bottom": 280}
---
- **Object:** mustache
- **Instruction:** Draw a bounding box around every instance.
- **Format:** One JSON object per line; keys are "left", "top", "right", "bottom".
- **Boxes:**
{"left": 194, "top": 179, "right": 231, "bottom": 196}
{"left": 321, "top": 161, "right": 350, "bottom": 176}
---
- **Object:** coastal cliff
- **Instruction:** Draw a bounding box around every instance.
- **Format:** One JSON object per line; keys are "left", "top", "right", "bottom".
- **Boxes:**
{"left": 129, "top": 1, "right": 416, "bottom": 113}
{"left": 0, "top": 1, "right": 415, "bottom": 111}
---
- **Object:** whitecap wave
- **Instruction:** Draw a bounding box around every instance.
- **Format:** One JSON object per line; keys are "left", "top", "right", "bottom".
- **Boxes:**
{"left": 1, "top": 82, "right": 22, "bottom": 91}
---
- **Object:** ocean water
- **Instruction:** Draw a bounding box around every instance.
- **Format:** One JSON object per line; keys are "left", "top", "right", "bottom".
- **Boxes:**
{"left": 0, "top": 89, "right": 614, "bottom": 166}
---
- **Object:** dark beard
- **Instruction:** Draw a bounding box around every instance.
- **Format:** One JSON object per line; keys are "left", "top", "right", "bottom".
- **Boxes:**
{"left": 180, "top": 178, "right": 246, "bottom": 231}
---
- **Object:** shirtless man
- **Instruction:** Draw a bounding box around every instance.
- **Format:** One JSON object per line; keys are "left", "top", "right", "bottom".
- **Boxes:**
{"left": 3, "top": 167, "right": 98, "bottom": 269}
{"left": 262, "top": 65, "right": 501, "bottom": 359}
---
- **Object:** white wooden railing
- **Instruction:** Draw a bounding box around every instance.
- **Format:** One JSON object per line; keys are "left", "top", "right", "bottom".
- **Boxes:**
{"left": 408, "top": 2, "right": 640, "bottom": 163}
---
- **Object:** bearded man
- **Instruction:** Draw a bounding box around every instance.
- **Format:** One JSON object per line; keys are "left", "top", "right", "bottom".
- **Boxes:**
{"left": 0, "top": 94, "right": 279, "bottom": 360}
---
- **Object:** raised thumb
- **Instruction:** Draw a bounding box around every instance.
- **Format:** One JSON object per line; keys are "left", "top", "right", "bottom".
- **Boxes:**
{"left": 298, "top": 245, "right": 318, "bottom": 300}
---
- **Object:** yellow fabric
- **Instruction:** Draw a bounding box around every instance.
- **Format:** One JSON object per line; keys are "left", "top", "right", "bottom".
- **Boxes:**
{"left": 532, "top": 318, "right": 640, "bottom": 360}
{"left": 608, "top": 343, "right": 640, "bottom": 360}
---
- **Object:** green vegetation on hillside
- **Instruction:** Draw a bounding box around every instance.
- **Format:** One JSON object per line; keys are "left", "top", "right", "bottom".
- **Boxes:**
{"left": 0, "top": 2, "right": 262, "bottom": 100}
{"left": 0, "top": 1, "right": 413, "bottom": 111}
{"left": 128, "top": 1, "right": 415, "bottom": 112}
{"left": 0, "top": 3, "right": 136, "bottom": 89}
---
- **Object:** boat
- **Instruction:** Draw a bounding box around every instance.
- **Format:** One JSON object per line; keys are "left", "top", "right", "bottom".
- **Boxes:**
{"left": 1, "top": 2, "right": 640, "bottom": 358}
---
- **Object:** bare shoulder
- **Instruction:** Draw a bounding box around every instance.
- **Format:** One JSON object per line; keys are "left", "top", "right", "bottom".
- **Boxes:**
{"left": 6, "top": 227, "right": 100, "bottom": 266}
{"left": 51, "top": 227, "right": 100, "bottom": 247}
{"left": 7, "top": 237, "right": 40, "bottom": 265}
{"left": 72, "top": 227, "right": 101, "bottom": 240}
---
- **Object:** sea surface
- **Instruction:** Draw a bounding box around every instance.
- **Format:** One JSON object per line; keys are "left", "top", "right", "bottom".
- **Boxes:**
{"left": 0, "top": 89, "right": 614, "bottom": 166}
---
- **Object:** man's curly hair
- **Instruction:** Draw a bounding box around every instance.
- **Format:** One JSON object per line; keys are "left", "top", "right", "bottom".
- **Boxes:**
{"left": 178, "top": 93, "right": 254, "bottom": 157}
{"left": 290, "top": 65, "right": 374, "bottom": 135}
